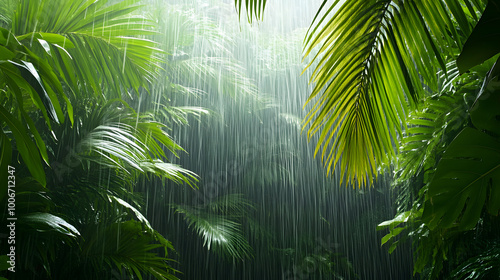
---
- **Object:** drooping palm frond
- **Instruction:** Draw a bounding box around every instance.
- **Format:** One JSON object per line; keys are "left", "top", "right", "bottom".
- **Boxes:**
{"left": 0, "top": 26, "right": 69, "bottom": 186}
{"left": 301, "top": 0, "right": 485, "bottom": 187}
{"left": 5, "top": 179, "right": 81, "bottom": 275}
{"left": 171, "top": 194, "right": 254, "bottom": 260}
{"left": 234, "top": 0, "right": 267, "bottom": 23}
{"left": 54, "top": 100, "right": 198, "bottom": 187}
{"left": 80, "top": 220, "right": 179, "bottom": 280}
{"left": 11, "top": 0, "right": 162, "bottom": 97}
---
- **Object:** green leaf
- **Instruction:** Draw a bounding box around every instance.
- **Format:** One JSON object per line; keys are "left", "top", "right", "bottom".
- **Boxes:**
{"left": 0, "top": 130, "right": 12, "bottom": 202}
{"left": 0, "top": 45, "right": 15, "bottom": 59}
{"left": 21, "top": 212, "right": 80, "bottom": 237}
{"left": 377, "top": 211, "right": 411, "bottom": 230}
{"left": 423, "top": 128, "right": 500, "bottom": 230}
{"left": 0, "top": 27, "right": 21, "bottom": 49}
{"left": 173, "top": 203, "right": 253, "bottom": 260}
{"left": 0, "top": 106, "right": 46, "bottom": 186}
{"left": 381, "top": 227, "right": 405, "bottom": 246}
{"left": 234, "top": 0, "right": 267, "bottom": 23}
{"left": 457, "top": 0, "right": 500, "bottom": 74}
{"left": 469, "top": 58, "right": 500, "bottom": 135}
{"left": 0, "top": 255, "right": 9, "bottom": 271}
{"left": 9, "top": 60, "right": 60, "bottom": 124}
{"left": 109, "top": 195, "right": 153, "bottom": 232}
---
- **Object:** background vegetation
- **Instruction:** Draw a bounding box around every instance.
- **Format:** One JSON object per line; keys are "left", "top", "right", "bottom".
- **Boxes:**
{"left": 1, "top": 0, "right": 500, "bottom": 279}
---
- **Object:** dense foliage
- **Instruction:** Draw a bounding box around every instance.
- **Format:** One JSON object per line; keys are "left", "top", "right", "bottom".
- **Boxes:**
{"left": 2, "top": 0, "right": 500, "bottom": 279}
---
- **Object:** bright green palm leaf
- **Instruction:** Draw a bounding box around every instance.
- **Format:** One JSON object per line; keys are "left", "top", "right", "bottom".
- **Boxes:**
{"left": 301, "top": 0, "right": 483, "bottom": 187}
{"left": 234, "top": 0, "right": 267, "bottom": 23}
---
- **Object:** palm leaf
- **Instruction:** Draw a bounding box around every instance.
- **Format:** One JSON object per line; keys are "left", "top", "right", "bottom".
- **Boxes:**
{"left": 11, "top": 0, "right": 162, "bottom": 98}
{"left": 395, "top": 91, "right": 466, "bottom": 184}
{"left": 0, "top": 130, "right": 11, "bottom": 202}
{"left": 302, "top": 0, "right": 484, "bottom": 187}
{"left": 70, "top": 102, "right": 197, "bottom": 186}
{"left": 20, "top": 212, "right": 80, "bottom": 237}
{"left": 172, "top": 196, "right": 254, "bottom": 260}
{"left": 450, "top": 241, "right": 500, "bottom": 279}
{"left": 457, "top": 0, "right": 500, "bottom": 73}
{"left": 203, "top": 193, "right": 255, "bottom": 215}
{"left": 234, "top": 0, "right": 267, "bottom": 23}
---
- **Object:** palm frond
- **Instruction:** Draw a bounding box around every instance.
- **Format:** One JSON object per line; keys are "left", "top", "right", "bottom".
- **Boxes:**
{"left": 0, "top": 130, "right": 12, "bottom": 202}
{"left": 0, "top": 0, "right": 15, "bottom": 28}
{"left": 171, "top": 194, "right": 254, "bottom": 260}
{"left": 11, "top": 0, "right": 162, "bottom": 98}
{"left": 20, "top": 212, "right": 80, "bottom": 237}
{"left": 302, "top": 0, "right": 484, "bottom": 187}
{"left": 66, "top": 101, "right": 198, "bottom": 186}
{"left": 234, "top": 0, "right": 267, "bottom": 23}
{"left": 0, "top": 105, "right": 46, "bottom": 186}
{"left": 203, "top": 193, "right": 255, "bottom": 216}
{"left": 82, "top": 220, "right": 179, "bottom": 280}
{"left": 174, "top": 205, "right": 253, "bottom": 260}
{"left": 450, "top": 241, "right": 500, "bottom": 279}
{"left": 395, "top": 91, "right": 466, "bottom": 185}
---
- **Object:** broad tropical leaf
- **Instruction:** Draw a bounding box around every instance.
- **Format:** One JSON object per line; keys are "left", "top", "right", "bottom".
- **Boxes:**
{"left": 422, "top": 127, "right": 500, "bottom": 230}
{"left": 468, "top": 57, "right": 500, "bottom": 135}
{"left": 20, "top": 212, "right": 80, "bottom": 237}
{"left": 457, "top": 0, "right": 500, "bottom": 74}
